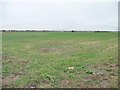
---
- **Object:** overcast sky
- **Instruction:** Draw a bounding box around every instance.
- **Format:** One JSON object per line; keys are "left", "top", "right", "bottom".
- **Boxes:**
{"left": 0, "top": 0, "right": 119, "bottom": 31}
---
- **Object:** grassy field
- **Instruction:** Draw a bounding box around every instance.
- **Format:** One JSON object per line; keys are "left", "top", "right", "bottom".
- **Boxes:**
{"left": 2, "top": 32, "right": 118, "bottom": 88}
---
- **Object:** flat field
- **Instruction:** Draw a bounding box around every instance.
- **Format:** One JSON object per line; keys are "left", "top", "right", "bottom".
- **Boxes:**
{"left": 2, "top": 32, "right": 118, "bottom": 88}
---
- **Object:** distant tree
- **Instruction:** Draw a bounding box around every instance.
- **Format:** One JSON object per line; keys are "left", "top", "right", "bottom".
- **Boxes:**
{"left": 72, "top": 30, "right": 74, "bottom": 32}
{"left": 94, "top": 31, "right": 99, "bottom": 33}
{"left": 2, "top": 30, "right": 6, "bottom": 32}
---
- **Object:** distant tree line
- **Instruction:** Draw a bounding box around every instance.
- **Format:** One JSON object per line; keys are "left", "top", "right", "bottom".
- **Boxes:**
{"left": 1, "top": 30, "right": 113, "bottom": 32}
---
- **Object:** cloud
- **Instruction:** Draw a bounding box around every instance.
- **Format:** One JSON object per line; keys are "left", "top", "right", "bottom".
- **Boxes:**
{"left": 1, "top": 0, "right": 119, "bottom": 3}
{"left": 1, "top": 1, "right": 118, "bottom": 30}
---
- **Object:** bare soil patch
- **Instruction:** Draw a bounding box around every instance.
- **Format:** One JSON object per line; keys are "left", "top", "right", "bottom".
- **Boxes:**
{"left": 40, "top": 48, "right": 60, "bottom": 53}
{"left": 2, "top": 74, "right": 21, "bottom": 87}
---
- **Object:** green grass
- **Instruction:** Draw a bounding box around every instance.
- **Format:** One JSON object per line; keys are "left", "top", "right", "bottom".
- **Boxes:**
{"left": 2, "top": 32, "right": 118, "bottom": 88}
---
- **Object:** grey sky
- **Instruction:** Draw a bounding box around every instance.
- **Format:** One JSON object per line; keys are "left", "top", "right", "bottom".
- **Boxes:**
{"left": 0, "top": 0, "right": 119, "bottom": 31}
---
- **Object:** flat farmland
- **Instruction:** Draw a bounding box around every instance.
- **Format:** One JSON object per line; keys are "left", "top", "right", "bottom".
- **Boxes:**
{"left": 2, "top": 32, "right": 118, "bottom": 88}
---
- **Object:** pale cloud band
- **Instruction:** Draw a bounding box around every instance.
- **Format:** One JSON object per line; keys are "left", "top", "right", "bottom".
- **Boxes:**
{"left": 1, "top": 0, "right": 119, "bottom": 3}
{"left": 0, "top": 0, "right": 119, "bottom": 31}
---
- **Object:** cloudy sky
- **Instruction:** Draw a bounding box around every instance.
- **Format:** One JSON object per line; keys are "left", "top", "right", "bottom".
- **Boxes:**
{"left": 0, "top": 0, "right": 119, "bottom": 31}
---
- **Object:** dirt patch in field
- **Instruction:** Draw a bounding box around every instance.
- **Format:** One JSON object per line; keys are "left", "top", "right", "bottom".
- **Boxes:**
{"left": 59, "top": 79, "right": 87, "bottom": 88}
{"left": 17, "top": 60, "right": 29, "bottom": 66}
{"left": 26, "top": 79, "right": 52, "bottom": 88}
{"left": 85, "top": 63, "right": 118, "bottom": 88}
{"left": 41, "top": 79, "right": 49, "bottom": 84}
{"left": 40, "top": 48, "right": 60, "bottom": 53}
{"left": 2, "top": 59, "right": 29, "bottom": 87}
{"left": 2, "top": 55, "right": 18, "bottom": 64}
{"left": 2, "top": 74, "right": 21, "bottom": 87}
{"left": 2, "top": 55, "right": 15, "bottom": 60}
{"left": 24, "top": 83, "right": 37, "bottom": 88}
{"left": 60, "top": 80, "right": 69, "bottom": 87}
{"left": 84, "top": 72, "right": 118, "bottom": 88}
